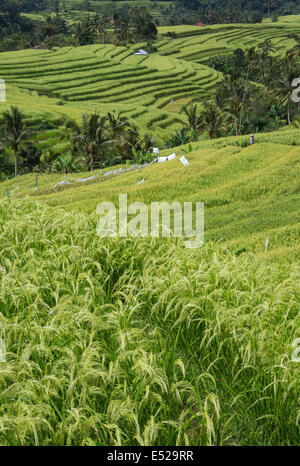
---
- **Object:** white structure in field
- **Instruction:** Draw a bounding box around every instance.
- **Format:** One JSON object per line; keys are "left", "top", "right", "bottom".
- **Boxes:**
{"left": 153, "top": 147, "right": 160, "bottom": 154}
{"left": 167, "top": 153, "right": 176, "bottom": 161}
{"left": 158, "top": 153, "right": 176, "bottom": 163}
{"left": 180, "top": 156, "right": 189, "bottom": 166}
{"left": 133, "top": 49, "right": 148, "bottom": 55}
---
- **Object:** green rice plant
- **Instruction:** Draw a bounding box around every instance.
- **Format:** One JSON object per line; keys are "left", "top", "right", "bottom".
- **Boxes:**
{"left": 0, "top": 198, "right": 299, "bottom": 445}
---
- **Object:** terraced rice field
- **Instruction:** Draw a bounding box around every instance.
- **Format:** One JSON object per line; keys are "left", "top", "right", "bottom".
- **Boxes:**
{"left": 275, "top": 15, "right": 300, "bottom": 23}
{"left": 157, "top": 23, "right": 300, "bottom": 63}
{"left": 0, "top": 42, "right": 221, "bottom": 152}
{"left": 23, "top": 1, "right": 173, "bottom": 25}
{"left": 1, "top": 126, "right": 300, "bottom": 445}
{"left": 1, "top": 22, "right": 300, "bottom": 154}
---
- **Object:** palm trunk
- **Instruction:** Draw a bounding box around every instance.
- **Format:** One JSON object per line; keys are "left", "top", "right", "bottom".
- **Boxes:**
{"left": 235, "top": 119, "right": 239, "bottom": 136}
{"left": 14, "top": 148, "right": 18, "bottom": 177}
{"left": 91, "top": 153, "right": 94, "bottom": 172}
{"left": 288, "top": 99, "right": 291, "bottom": 125}
{"left": 239, "top": 62, "right": 250, "bottom": 133}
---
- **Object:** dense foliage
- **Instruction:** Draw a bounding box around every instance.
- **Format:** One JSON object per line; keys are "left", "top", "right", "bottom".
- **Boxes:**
{"left": 2, "top": 1, "right": 300, "bottom": 52}
{"left": 170, "top": 0, "right": 300, "bottom": 25}
{"left": 166, "top": 39, "right": 300, "bottom": 143}
{"left": 0, "top": 1, "right": 158, "bottom": 51}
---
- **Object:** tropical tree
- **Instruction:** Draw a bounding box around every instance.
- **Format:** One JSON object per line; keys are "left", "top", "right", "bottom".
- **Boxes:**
{"left": 131, "top": 7, "right": 157, "bottom": 42}
{"left": 98, "top": 14, "right": 109, "bottom": 45}
{"left": 91, "top": 13, "right": 108, "bottom": 44}
{"left": 239, "top": 47, "right": 257, "bottom": 132}
{"left": 201, "top": 102, "right": 227, "bottom": 139}
{"left": 258, "top": 38, "right": 276, "bottom": 59}
{"left": 67, "top": 111, "right": 140, "bottom": 168}
{"left": 54, "top": 154, "right": 78, "bottom": 173}
{"left": 113, "top": 9, "right": 131, "bottom": 45}
{"left": 140, "top": 132, "right": 157, "bottom": 153}
{"left": 265, "top": 0, "right": 276, "bottom": 19}
{"left": 1, "top": 106, "right": 27, "bottom": 176}
{"left": 74, "top": 15, "right": 95, "bottom": 46}
{"left": 104, "top": 112, "right": 140, "bottom": 161}
{"left": 286, "top": 36, "right": 300, "bottom": 64}
{"left": 69, "top": 112, "right": 106, "bottom": 170}
{"left": 255, "top": 39, "right": 276, "bottom": 82}
{"left": 276, "top": 58, "right": 297, "bottom": 125}
{"left": 215, "top": 77, "right": 245, "bottom": 135}
{"left": 165, "top": 127, "right": 191, "bottom": 147}
{"left": 183, "top": 104, "right": 203, "bottom": 132}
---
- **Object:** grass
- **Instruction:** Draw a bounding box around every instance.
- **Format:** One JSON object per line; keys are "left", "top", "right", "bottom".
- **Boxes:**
{"left": 0, "top": 197, "right": 299, "bottom": 445}
{"left": 275, "top": 15, "right": 300, "bottom": 23}
{"left": 1, "top": 129, "right": 300, "bottom": 446}
{"left": 157, "top": 23, "right": 300, "bottom": 63}
{"left": 1, "top": 126, "right": 300, "bottom": 261}
{"left": 1, "top": 21, "right": 300, "bottom": 152}
{"left": 1, "top": 19, "right": 300, "bottom": 446}
{"left": 0, "top": 43, "right": 221, "bottom": 148}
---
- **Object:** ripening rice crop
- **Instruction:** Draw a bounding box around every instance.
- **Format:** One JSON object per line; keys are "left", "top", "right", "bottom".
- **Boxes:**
{"left": 3, "top": 128, "right": 300, "bottom": 260}
{"left": 0, "top": 198, "right": 299, "bottom": 446}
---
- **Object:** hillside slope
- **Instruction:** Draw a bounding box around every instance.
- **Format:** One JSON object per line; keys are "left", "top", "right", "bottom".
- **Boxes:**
{"left": 1, "top": 17, "right": 300, "bottom": 447}
{"left": 2, "top": 127, "right": 300, "bottom": 260}
{"left": 0, "top": 165, "right": 299, "bottom": 445}
{"left": 1, "top": 21, "right": 300, "bottom": 153}
{"left": 0, "top": 43, "right": 221, "bottom": 147}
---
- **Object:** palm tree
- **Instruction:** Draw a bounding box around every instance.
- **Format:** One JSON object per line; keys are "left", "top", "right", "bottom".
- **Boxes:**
{"left": 105, "top": 112, "right": 139, "bottom": 160}
{"left": 93, "top": 13, "right": 109, "bottom": 44}
{"left": 183, "top": 105, "right": 203, "bottom": 132}
{"left": 258, "top": 39, "right": 276, "bottom": 59}
{"left": 54, "top": 154, "right": 77, "bottom": 174}
{"left": 216, "top": 77, "right": 244, "bottom": 135}
{"left": 141, "top": 132, "right": 157, "bottom": 153}
{"left": 239, "top": 47, "right": 257, "bottom": 132}
{"left": 265, "top": 0, "right": 275, "bottom": 19}
{"left": 286, "top": 37, "right": 300, "bottom": 64}
{"left": 75, "top": 15, "right": 95, "bottom": 45}
{"left": 2, "top": 106, "right": 27, "bottom": 177}
{"left": 69, "top": 112, "right": 106, "bottom": 171}
{"left": 201, "top": 102, "right": 227, "bottom": 139}
{"left": 277, "top": 58, "right": 296, "bottom": 125}
{"left": 105, "top": 112, "right": 132, "bottom": 140}
{"left": 83, "top": 112, "right": 107, "bottom": 170}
